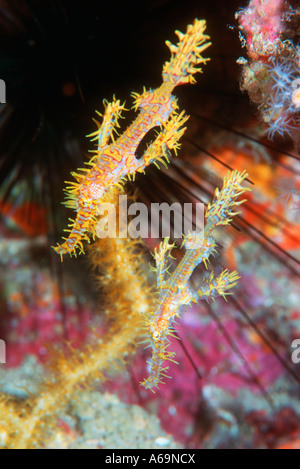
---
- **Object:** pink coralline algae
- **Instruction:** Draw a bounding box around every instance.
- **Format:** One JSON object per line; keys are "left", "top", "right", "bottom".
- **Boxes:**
{"left": 104, "top": 302, "right": 285, "bottom": 446}
{"left": 237, "top": 0, "right": 285, "bottom": 59}
{"left": 1, "top": 268, "right": 94, "bottom": 367}
{"left": 237, "top": 0, "right": 300, "bottom": 144}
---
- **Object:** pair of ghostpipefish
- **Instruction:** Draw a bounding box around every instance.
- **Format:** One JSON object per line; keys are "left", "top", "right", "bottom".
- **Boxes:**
{"left": 53, "top": 19, "right": 251, "bottom": 390}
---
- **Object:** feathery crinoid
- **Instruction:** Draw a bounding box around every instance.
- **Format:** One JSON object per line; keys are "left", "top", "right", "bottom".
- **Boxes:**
{"left": 52, "top": 19, "right": 211, "bottom": 260}
{"left": 141, "top": 170, "right": 251, "bottom": 391}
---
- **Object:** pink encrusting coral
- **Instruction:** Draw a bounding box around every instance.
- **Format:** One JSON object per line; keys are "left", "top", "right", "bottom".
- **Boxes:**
{"left": 104, "top": 302, "right": 287, "bottom": 446}
{"left": 0, "top": 264, "right": 95, "bottom": 367}
{"left": 237, "top": 0, "right": 300, "bottom": 144}
{"left": 238, "top": 0, "right": 285, "bottom": 59}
